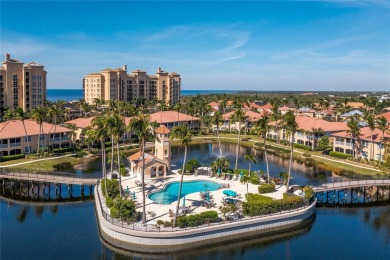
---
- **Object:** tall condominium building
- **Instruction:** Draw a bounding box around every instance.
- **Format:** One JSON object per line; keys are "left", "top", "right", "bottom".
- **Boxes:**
{"left": 83, "top": 66, "right": 180, "bottom": 105}
{"left": 0, "top": 53, "right": 47, "bottom": 112}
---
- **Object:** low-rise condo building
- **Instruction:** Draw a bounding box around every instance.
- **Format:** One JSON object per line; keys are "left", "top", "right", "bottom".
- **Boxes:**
{"left": 218, "top": 110, "right": 265, "bottom": 132}
{"left": 0, "top": 53, "right": 47, "bottom": 113}
{"left": 0, "top": 119, "right": 72, "bottom": 156}
{"left": 268, "top": 116, "right": 349, "bottom": 149}
{"left": 83, "top": 66, "right": 180, "bottom": 105}
{"left": 332, "top": 127, "right": 390, "bottom": 161}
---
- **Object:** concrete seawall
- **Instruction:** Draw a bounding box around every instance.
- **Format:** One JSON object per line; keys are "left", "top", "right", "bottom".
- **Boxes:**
{"left": 94, "top": 186, "right": 316, "bottom": 253}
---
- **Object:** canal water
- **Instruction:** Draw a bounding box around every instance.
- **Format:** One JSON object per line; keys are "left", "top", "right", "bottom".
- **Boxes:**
{"left": 1, "top": 143, "right": 389, "bottom": 259}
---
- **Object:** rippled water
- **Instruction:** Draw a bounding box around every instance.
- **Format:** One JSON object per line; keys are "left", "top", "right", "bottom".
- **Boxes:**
{"left": 1, "top": 143, "right": 389, "bottom": 259}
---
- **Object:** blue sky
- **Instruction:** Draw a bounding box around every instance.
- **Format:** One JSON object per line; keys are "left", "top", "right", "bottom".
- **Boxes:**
{"left": 1, "top": 0, "right": 389, "bottom": 91}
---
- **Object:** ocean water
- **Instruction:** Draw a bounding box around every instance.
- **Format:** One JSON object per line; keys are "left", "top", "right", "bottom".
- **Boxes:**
{"left": 47, "top": 89, "right": 238, "bottom": 102}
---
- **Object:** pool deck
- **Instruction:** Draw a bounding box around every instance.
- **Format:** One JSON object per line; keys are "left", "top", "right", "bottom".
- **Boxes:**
{"left": 119, "top": 170, "right": 286, "bottom": 223}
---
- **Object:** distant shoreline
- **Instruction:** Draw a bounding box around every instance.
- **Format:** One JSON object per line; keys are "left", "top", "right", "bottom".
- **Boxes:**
{"left": 47, "top": 88, "right": 390, "bottom": 102}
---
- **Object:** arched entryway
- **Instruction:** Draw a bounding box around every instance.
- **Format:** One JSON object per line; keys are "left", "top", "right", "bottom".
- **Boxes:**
{"left": 151, "top": 166, "right": 157, "bottom": 178}
{"left": 158, "top": 165, "right": 164, "bottom": 176}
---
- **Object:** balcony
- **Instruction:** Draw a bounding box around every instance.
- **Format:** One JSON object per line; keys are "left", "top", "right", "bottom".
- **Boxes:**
{"left": 10, "top": 142, "right": 21, "bottom": 147}
{"left": 0, "top": 144, "right": 8, "bottom": 148}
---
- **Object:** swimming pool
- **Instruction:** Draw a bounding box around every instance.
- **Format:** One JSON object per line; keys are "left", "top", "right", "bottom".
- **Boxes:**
{"left": 148, "top": 180, "right": 222, "bottom": 204}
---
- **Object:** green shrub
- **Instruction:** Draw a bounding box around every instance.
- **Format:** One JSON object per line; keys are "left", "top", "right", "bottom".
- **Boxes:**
{"left": 184, "top": 159, "right": 201, "bottom": 173}
{"left": 251, "top": 177, "right": 259, "bottom": 185}
{"left": 101, "top": 179, "right": 120, "bottom": 199}
{"left": 233, "top": 169, "right": 249, "bottom": 175}
{"left": 225, "top": 168, "right": 234, "bottom": 174}
{"left": 110, "top": 197, "right": 136, "bottom": 222}
{"left": 106, "top": 197, "right": 115, "bottom": 208}
{"left": 303, "top": 186, "right": 314, "bottom": 199}
{"left": 329, "top": 151, "right": 352, "bottom": 159}
{"left": 243, "top": 193, "right": 304, "bottom": 216}
{"left": 176, "top": 211, "right": 219, "bottom": 228}
{"left": 52, "top": 147, "right": 73, "bottom": 154}
{"left": 53, "top": 162, "right": 73, "bottom": 171}
{"left": 0, "top": 154, "right": 25, "bottom": 162}
{"left": 258, "top": 184, "right": 276, "bottom": 194}
{"left": 293, "top": 143, "right": 312, "bottom": 150}
{"left": 164, "top": 220, "right": 173, "bottom": 227}
{"left": 120, "top": 167, "right": 127, "bottom": 176}
{"left": 157, "top": 220, "right": 164, "bottom": 225}
{"left": 76, "top": 150, "right": 87, "bottom": 158}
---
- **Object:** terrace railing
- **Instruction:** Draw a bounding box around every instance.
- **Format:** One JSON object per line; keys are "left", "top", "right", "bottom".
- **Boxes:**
{"left": 96, "top": 181, "right": 316, "bottom": 233}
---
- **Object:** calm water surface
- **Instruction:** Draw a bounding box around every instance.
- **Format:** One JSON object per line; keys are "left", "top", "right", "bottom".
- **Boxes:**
{"left": 2, "top": 143, "right": 389, "bottom": 259}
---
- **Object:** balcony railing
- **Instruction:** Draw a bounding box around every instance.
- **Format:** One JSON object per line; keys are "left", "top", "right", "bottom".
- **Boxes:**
{"left": 10, "top": 142, "right": 21, "bottom": 147}
{"left": 0, "top": 144, "right": 8, "bottom": 148}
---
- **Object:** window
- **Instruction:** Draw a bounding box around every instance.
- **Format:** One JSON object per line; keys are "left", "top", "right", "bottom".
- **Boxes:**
{"left": 165, "top": 150, "right": 167, "bottom": 156}
{"left": 25, "top": 136, "right": 31, "bottom": 142}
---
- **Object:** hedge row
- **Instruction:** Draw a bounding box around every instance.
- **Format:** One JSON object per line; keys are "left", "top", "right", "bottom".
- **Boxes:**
{"left": 258, "top": 184, "right": 276, "bottom": 194}
{"left": 293, "top": 143, "right": 312, "bottom": 150}
{"left": 52, "top": 147, "right": 74, "bottom": 154}
{"left": 329, "top": 151, "right": 352, "bottom": 159}
{"left": 243, "top": 194, "right": 304, "bottom": 216}
{"left": 0, "top": 154, "right": 25, "bottom": 162}
{"left": 176, "top": 210, "right": 219, "bottom": 228}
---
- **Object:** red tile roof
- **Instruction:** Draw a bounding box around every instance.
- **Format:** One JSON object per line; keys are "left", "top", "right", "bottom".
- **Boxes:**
{"left": 222, "top": 110, "right": 264, "bottom": 122}
{"left": 65, "top": 117, "right": 96, "bottom": 128}
{"left": 332, "top": 127, "right": 390, "bottom": 142}
{"left": 155, "top": 125, "right": 171, "bottom": 134}
{"left": 269, "top": 116, "right": 350, "bottom": 132}
{"left": 149, "top": 111, "right": 200, "bottom": 124}
{"left": 377, "top": 112, "right": 390, "bottom": 122}
{"left": 0, "top": 120, "right": 72, "bottom": 139}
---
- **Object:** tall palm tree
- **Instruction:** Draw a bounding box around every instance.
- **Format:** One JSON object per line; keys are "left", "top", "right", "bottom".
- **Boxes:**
{"left": 244, "top": 153, "right": 256, "bottom": 177}
{"left": 311, "top": 128, "right": 324, "bottom": 150}
{"left": 173, "top": 102, "right": 182, "bottom": 127}
{"left": 170, "top": 124, "right": 192, "bottom": 228}
{"left": 48, "top": 101, "right": 65, "bottom": 148}
{"left": 240, "top": 174, "right": 251, "bottom": 196}
{"left": 31, "top": 106, "right": 46, "bottom": 154}
{"left": 92, "top": 114, "right": 109, "bottom": 195}
{"left": 78, "top": 98, "right": 90, "bottom": 118}
{"left": 282, "top": 110, "right": 298, "bottom": 192}
{"left": 347, "top": 115, "right": 361, "bottom": 161}
{"left": 365, "top": 113, "right": 375, "bottom": 161}
{"left": 231, "top": 107, "right": 246, "bottom": 169}
{"left": 377, "top": 116, "right": 388, "bottom": 162}
{"left": 14, "top": 107, "right": 31, "bottom": 154}
{"left": 212, "top": 111, "right": 224, "bottom": 157}
{"left": 254, "top": 114, "right": 270, "bottom": 183}
{"left": 107, "top": 112, "right": 125, "bottom": 197}
{"left": 130, "top": 115, "right": 156, "bottom": 224}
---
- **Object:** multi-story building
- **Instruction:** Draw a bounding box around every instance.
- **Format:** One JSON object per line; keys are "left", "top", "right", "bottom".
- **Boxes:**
{"left": 0, "top": 53, "right": 47, "bottom": 113}
{"left": 0, "top": 119, "right": 72, "bottom": 156}
{"left": 267, "top": 116, "right": 350, "bottom": 149}
{"left": 83, "top": 66, "right": 180, "bottom": 105}
{"left": 332, "top": 127, "right": 389, "bottom": 161}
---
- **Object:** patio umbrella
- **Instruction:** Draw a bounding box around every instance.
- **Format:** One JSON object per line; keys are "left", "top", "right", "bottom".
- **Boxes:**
{"left": 223, "top": 190, "right": 237, "bottom": 197}
{"left": 126, "top": 186, "right": 129, "bottom": 195}
{"left": 206, "top": 192, "right": 210, "bottom": 202}
{"left": 132, "top": 191, "right": 136, "bottom": 200}
{"left": 182, "top": 196, "right": 186, "bottom": 207}
{"left": 217, "top": 168, "right": 221, "bottom": 177}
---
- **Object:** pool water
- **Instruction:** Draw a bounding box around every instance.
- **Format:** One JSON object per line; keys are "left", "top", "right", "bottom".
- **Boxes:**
{"left": 148, "top": 180, "right": 222, "bottom": 204}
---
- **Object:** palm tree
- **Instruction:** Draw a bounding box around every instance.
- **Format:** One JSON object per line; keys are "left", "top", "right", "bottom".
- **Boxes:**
{"left": 231, "top": 107, "right": 246, "bottom": 169}
{"left": 254, "top": 114, "right": 270, "bottom": 183}
{"left": 282, "top": 110, "right": 298, "bottom": 192}
{"left": 212, "top": 111, "right": 224, "bottom": 157}
{"left": 107, "top": 113, "right": 125, "bottom": 197}
{"left": 48, "top": 101, "right": 65, "bottom": 149}
{"left": 173, "top": 102, "right": 182, "bottom": 127}
{"left": 377, "top": 116, "right": 388, "bottom": 162}
{"left": 240, "top": 174, "right": 251, "bottom": 196}
{"left": 130, "top": 115, "right": 156, "bottom": 224}
{"left": 78, "top": 98, "right": 90, "bottom": 118}
{"left": 64, "top": 123, "right": 78, "bottom": 148}
{"left": 14, "top": 107, "right": 31, "bottom": 154}
{"left": 347, "top": 115, "right": 361, "bottom": 161}
{"left": 311, "top": 128, "right": 324, "bottom": 150}
{"left": 31, "top": 106, "right": 47, "bottom": 154}
{"left": 92, "top": 114, "right": 109, "bottom": 195}
{"left": 170, "top": 124, "right": 192, "bottom": 228}
{"left": 244, "top": 153, "right": 256, "bottom": 177}
{"left": 210, "top": 157, "right": 230, "bottom": 175}
{"left": 365, "top": 113, "right": 375, "bottom": 161}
